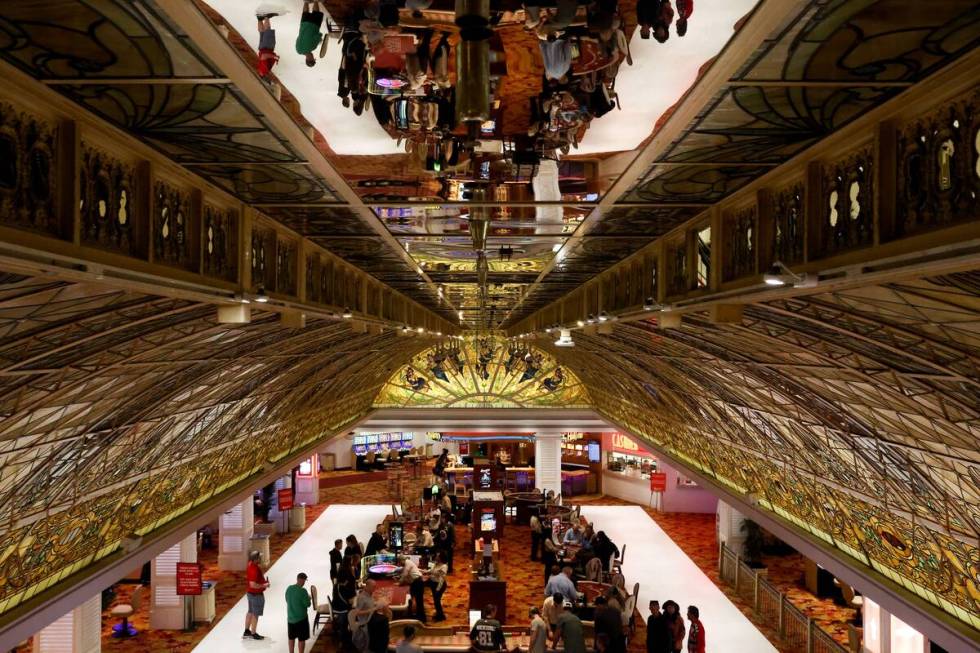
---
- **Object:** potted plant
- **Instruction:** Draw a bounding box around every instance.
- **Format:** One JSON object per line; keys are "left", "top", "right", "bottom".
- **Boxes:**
{"left": 740, "top": 519, "right": 768, "bottom": 573}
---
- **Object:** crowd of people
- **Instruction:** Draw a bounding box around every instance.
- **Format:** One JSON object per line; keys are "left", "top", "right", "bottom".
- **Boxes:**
{"left": 248, "top": 1, "right": 695, "bottom": 190}
{"left": 238, "top": 451, "right": 708, "bottom": 653}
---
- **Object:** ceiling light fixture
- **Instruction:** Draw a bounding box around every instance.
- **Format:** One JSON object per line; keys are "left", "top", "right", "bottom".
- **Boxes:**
{"left": 254, "top": 286, "right": 269, "bottom": 303}
{"left": 598, "top": 311, "right": 609, "bottom": 322}
{"left": 763, "top": 261, "right": 817, "bottom": 288}
{"left": 416, "top": 326, "right": 424, "bottom": 334}
{"left": 554, "top": 328, "right": 575, "bottom": 347}
{"left": 234, "top": 293, "right": 251, "bottom": 304}
{"left": 576, "top": 319, "right": 585, "bottom": 327}
{"left": 643, "top": 297, "right": 660, "bottom": 311}
{"left": 342, "top": 307, "right": 353, "bottom": 318}
{"left": 587, "top": 313, "right": 596, "bottom": 324}
{"left": 552, "top": 243, "right": 562, "bottom": 253}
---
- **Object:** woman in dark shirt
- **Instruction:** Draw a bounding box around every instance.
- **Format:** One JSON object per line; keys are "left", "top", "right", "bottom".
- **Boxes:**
{"left": 592, "top": 531, "right": 620, "bottom": 572}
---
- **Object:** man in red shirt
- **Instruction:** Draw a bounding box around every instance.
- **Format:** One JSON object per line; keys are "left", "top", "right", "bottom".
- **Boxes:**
{"left": 245, "top": 551, "right": 270, "bottom": 640}
{"left": 686, "top": 605, "right": 705, "bottom": 653}
{"left": 255, "top": 10, "right": 281, "bottom": 79}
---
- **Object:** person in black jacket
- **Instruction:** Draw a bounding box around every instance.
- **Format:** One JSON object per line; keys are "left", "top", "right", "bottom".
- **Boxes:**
{"left": 367, "top": 605, "right": 392, "bottom": 653}
{"left": 646, "top": 600, "right": 671, "bottom": 653}
{"left": 329, "top": 539, "right": 344, "bottom": 581}
{"left": 594, "top": 596, "right": 626, "bottom": 653}
{"left": 592, "top": 531, "right": 620, "bottom": 572}
{"left": 366, "top": 524, "right": 387, "bottom": 556}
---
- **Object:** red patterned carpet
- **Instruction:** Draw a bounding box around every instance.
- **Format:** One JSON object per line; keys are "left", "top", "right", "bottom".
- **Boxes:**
{"left": 14, "top": 472, "right": 853, "bottom": 653}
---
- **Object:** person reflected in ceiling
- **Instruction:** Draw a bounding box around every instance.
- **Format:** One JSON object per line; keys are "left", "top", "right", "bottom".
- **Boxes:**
{"left": 675, "top": 0, "right": 692, "bottom": 36}
{"left": 520, "top": 351, "right": 543, "bottom": 382}
{"left": 254, "top": 9, "right": 281, "bottom": 80}
{"left": 428, "top": 351, "right": 449, "bottom": 382}
{"left": 541, "top": 366, "right": 565, "bottom": 392}
{"left": 295, "top": 1, "right": 325, "bottom": 67}
{"left": 405, "top": 367, "right": 429, "bottom": 392}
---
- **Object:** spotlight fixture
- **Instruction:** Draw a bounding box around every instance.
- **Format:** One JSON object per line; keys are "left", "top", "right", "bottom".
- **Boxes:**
{"left": 545, "top": 327, "right": 553, "bottom": 333}
{"left": 551, "top": 243, "right": 562, "bottom": 253}
{"left": 342, "top": 307, "right": 353, "bottom": 318}
{"left": 643, "top": 297, "right": 660, "bottom": 311}
{"left": 763, "top": 261, "right": 817, "bottom": 288}
{"left": 234, "top": 293, "right": 251, "bottom": 304}
{"left": 254, "top": 286, "right": 269, "bottom": 303}
{"left": 554, "top": 328, "right": 575, "bottom": 347}
{"left": 598, "top": 311, "right": 609, "bottom": 322}
{"left": 587, "top": 313, "right": 596, "bottom": 324}
{"left": 416, "top": 326, "right": 424, "bottom": 334}
{"left": 401, "top": 325, "right": 410, "bottom": 333}
{"left": 576, "top": 319, "right": 585, "bottom": 327}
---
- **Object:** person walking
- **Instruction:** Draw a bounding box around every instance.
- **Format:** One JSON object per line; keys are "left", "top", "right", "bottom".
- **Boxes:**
{"left": 425, "top": 551, "right": 449, "bottom": 621}
{"left": 686, "top": 606, "right": 705, "bottom": 653}
{"left": 244, "top": 551, "right": 270, "bottom": 640}
{"left": 285, "top": 572, "right": 312, "bottom": 653}
{"left": 662, "top": 600, "right": 686, "bottom": 653}
{"left": 551, "top": 600, "right": 587, "bottom": 653}
{"left": 295, "top": 1, "right": 325, "bottom": 66}
{"left": 647, "top": 600, "right": 672, "bottom": 653}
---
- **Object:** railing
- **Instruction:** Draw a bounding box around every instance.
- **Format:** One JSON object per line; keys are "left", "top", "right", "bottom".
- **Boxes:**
{"left": 717, "top": 542, "right": 850, "bottom": 653}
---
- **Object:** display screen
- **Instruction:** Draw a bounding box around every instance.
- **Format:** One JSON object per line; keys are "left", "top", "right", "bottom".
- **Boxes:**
{"left": 367, "top": 435, "right": 379, "bottom": 445}
{"left": 388, "top": 523, "right": 403, "bottom": 549}
{"left": 480, "top": 512, "right": 496, "bottom": 532}
{"left": 478, "top": 467, "right": 492, "bottom": 489}
{"left": 431, "top": 483, "right": 440, "bottom": 496}
{"left": 588, "top": 442, "right": 601, "bottom": 463}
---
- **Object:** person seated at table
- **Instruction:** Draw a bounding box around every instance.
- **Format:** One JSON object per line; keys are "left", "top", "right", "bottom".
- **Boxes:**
{"left": 396, "top": 625, "right": 424, "bottom": 653}
{"left": 563, "top": 524, "right": 584, "bottom": 546}
{"left": 366, "top": 524, "right": 387, "bottom": 556}
{"left": 581, "top": 523, "right": 596, "bottom": 549}
{"left": 593, "top": 596, "right": 627, "bottom": 653}
{"left": 417, "top": 527, "right": 435, "bottom": 553}
{"left": 545, "top": 566, "right": 578, "bottom": 604}
{"left": 470, "top": 604, "right": 507, "bottom": 652}
{"left": 542, "top": 592, "right": 564, "bottom": 633}
{"left": 397, "top": 554, "right": 426, "bottom": 623}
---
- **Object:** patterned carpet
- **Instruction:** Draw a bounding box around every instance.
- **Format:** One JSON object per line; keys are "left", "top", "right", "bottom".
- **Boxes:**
{"left": 14, "top": 471, "right": 855, "bottom": 653}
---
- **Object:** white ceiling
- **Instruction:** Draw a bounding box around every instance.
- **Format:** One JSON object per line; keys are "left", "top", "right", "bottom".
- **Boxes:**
{"left": 204, "top": 1, "right": 756, "bottom": 156}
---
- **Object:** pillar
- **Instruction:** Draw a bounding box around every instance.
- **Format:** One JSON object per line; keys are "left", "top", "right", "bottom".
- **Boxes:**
{"left": 716, "top": 500, "right": 747, "bottom": 554}
{"left": 294, "top": 454, "right": 319, "bottom": 506}
{"left": 32, "top": 595, "right": 101, "bottom": 653}
{"left": 267, "top": 475, "right": 292, "bottom": 533}
{"left": 149, "top": 533, "right": 197, "bottom": 630}
{"left": 218, "top": 497, "right": 254, "bottom": 571}
{"left": 534, "top": 432, "right": 563, "bottom": 496}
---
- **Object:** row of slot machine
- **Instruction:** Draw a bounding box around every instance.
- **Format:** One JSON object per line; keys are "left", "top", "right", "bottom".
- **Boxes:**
{"left": 352, "top": 432, "right": 414, "bottom": 455}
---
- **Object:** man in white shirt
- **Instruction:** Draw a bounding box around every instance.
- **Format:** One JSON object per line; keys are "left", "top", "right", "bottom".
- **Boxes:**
{"left": 544, "top": 566, "right": 577, "bottom": 604}
{"left": 563, "top": 524, "right": 583, "bottom": 546}
{"left": 398, "top": 554, "right": 426, "bottom": 623}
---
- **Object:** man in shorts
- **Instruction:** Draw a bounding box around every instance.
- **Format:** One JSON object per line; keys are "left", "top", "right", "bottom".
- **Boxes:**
{"left": 245, "top": 550, "right": 270, "bottom": 639}
{"left": 285, "top": 572, "right": 312, "bottom": 652}
{"left": 295, "top": 2, "right": 326, "bottom": 67}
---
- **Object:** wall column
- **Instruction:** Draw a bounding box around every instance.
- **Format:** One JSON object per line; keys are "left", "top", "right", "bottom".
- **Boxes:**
{"left": 294, "top": 455, "right": 319, "bottom": 506}
{"left": 716, "top": 500, "right": 747, "bottom": 554}
{"left": 218, "top": 497, "right": 254, "bottom": 571}
{"left": 149, "top": 533, "right": 197, "bottom": 630}
{"left": 267, "top": 475, "right": 293, "bottom": 534}
{"left": 32, "top": 595, "right": 101, "bottom": 653}
{"left": 534, "top": 432, "right": 563, "bottom": 496}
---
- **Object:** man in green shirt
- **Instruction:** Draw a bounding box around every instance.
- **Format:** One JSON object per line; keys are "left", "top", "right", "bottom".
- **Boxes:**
{"left": 552, "top": 600, "right": 587, "bottom": 653}
{"left": 295, "top": 2, "right": 325, "bottom": 67}
{"left": 285, "top": 572, "right": 312, "bottom": 653}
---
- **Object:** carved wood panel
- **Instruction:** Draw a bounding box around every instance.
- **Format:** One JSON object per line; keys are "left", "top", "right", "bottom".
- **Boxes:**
{"left": 723, "top": 205, "right": 757, "bottom": 282}
{"left": 80, "top": 144, "right": 140, "bottom": 257}
{"left": 0, "top": 102, "right": 61, "bottom": 238}
{"left": 203, "top": 203, "right": 237, "bottom": 282}
{"left": 152, "top": 180, "right": 194, "bottom": 272}
{"left": 820, "top": 146, "right": 874, "bottom": 258}
{"left": 771, "top": 182, "right": 805, "bottom": 265}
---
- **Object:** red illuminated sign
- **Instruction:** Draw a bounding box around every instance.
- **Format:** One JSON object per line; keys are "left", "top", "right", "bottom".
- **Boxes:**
{"left": 278, "top": 488, "right": 294, "bottom": 511}
{"left": 650, "top": 472, "right": 668, "bottom": 493}
{"left": 176, "top": 562, "right": 202, "bottom": 595}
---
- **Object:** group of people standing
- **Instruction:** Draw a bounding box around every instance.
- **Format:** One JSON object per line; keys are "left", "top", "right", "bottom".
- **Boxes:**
{"left": 647, "top": 600, "right": 705, "bottom": 653}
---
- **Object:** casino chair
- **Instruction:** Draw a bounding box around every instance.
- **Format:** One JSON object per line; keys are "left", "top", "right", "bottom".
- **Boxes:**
{"left": 110, "top": 586, "right": 144, "bottom": 638}
{"left": 389, "top": 619, "right": 425, "bottom": 640}
{"left": 611, "top": 543, "right": 626, "bottom": 575}
{"left": 310, "top": 585, "right": 334, "bottom": 633}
